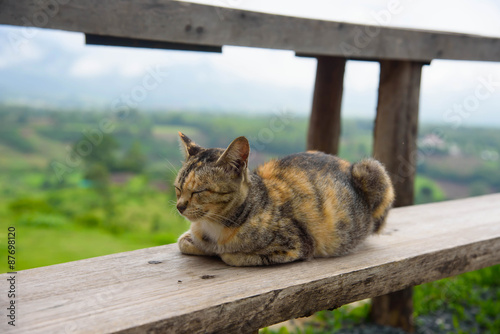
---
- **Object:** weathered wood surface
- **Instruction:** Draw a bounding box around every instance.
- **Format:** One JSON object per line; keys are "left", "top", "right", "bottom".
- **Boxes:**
{"left": 307, "top": 56, "right": 345, "bottom": 155}
{"left": 371, "top": 60, "right": 424, "bottom": 331}
{"left": 2, "top": 0, "right": 500, "bottom": 62}
{"left": 373, "top": 60, "right": 424, "bottom": 208}
{"left": 1, "top": 194, "right": 500, "bottom": 334}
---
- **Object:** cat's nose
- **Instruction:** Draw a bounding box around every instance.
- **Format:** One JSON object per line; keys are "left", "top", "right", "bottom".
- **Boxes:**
{"left": 177, "top": 203, "right": 187, "bottom": 213}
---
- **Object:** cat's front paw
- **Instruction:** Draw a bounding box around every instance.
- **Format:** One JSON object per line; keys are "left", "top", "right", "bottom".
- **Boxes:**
{"left": 220, "top": 253, "right": 245, "bottom": 266}
{"left": 220, "top": 252, "right": 265, "bottom": 266}
{"left": 178, "top": 231, "right": 207, "bottom": 256}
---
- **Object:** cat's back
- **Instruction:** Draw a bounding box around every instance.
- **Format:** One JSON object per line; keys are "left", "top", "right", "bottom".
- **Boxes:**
{"left": 256, "top": 152, "right": 356, "bottom": 211}
{"left": 253, "top": 151, "right": 392, "bottom": 257}
{"left": 255, "top": 151, "right": 355, "bottom": 205}
{"left": 256, "top": 151, "right": 351, "bottom": 182}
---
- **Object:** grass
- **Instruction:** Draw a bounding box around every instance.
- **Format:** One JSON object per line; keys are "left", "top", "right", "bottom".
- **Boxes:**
{"left": 0, "top": 172, "right": 190, "bottom": 273}
{"left": 414, "top": 264, "right": 500, "bottom": 333}
{"left": 0, "top": 225, "right": 158, "bottom": 272}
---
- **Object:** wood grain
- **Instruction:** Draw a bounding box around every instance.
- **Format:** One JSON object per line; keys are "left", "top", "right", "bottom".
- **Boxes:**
{"left": 307, "top": 56, "right": 346, "bottom": 155}
{"left": 1, "top": 194, "right": 499, "bottom": 333}
{"left": 371, "top": 60, "right": 424, "bottom": 331}
{"left": 373, "top": 60, "right": 424, "bottom": 207}
{"left": 1, "top": 1, "right": 500, "bottom": 62}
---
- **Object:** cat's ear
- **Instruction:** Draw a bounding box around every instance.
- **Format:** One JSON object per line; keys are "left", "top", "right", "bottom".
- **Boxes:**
{"left": 217, "top": 136, "right": 250, "bottom": 172}
{"left": 178, "top": 132, "right": 201, "bottom": 159}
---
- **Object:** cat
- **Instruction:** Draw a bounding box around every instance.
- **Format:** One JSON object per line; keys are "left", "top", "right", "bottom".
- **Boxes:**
{"left": 174, "top": 132, "right": 394, "bottom": 266}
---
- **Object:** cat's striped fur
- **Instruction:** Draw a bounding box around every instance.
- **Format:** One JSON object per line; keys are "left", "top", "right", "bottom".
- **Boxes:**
{"left": 175, "top": 133, "right": 394, "bottom": 266}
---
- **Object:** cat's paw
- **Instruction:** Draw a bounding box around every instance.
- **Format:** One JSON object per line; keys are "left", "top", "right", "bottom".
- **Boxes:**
{"left": 178, "top": 231, "right": 206, "bottom": 255}
{"left": 220, "top": 252, "right": 265, "bottom": 266}
{"left": 220, "top": 253, "right": 244, "bottom": 266}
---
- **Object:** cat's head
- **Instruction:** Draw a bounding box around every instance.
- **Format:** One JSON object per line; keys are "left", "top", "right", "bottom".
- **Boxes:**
{"left": 173, "top": 132, "right": 250, "bottom": 224}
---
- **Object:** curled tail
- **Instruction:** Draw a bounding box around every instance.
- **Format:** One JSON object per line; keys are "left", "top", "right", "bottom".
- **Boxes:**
{"left": 351, "top": 158, "right": 395, "bottom": 233}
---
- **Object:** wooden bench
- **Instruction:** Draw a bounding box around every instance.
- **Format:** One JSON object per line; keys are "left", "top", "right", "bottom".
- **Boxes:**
{"left": 2, "top": 193, "right": 499, "bottom": 333}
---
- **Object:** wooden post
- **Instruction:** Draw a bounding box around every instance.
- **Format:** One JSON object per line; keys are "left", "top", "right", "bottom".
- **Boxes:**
{"left": 307, "top": 56, "right": 346, "bottom": 154}
{"left": 371, "top": 60, "right": 425, "bottom": 332}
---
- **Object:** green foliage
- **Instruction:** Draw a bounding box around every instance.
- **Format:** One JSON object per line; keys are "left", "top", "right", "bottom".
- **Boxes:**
{"left": 8, "top": 197, "right": 54, "bottom": 214}
{"left": 17, "top": 212, "right": 68, "bottom": 228}
{"left": 414, "top": 265, "right": 500, "bottom": 332}
{"left": 414, "top": 176, "right": 446, "bottom": 204}
{"left": 76, "top": 133, "right": 119, "bottom": 171}
{"left": 75, "top": 213, "right": 102, "bottom": 228}
{"left": 0, "top": 125, "right": 35, "bottom": 152}
{"left": 84, "top": 163, "right": 110, "bottom": 186}
{"left": 120, "top": 141, "right": 147, "bottom": 173}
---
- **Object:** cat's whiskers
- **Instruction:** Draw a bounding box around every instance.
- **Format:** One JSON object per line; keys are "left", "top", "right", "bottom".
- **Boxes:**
{"left": 183, "top": 207, "right": 210, "bottom": 221}
{"left": 205, "top": 211, "right": 238, "bottom": 228}
{"left": 169, "top": 207, "right": 182, "bottom": 218}
{"left": 165, "top": 159, "right": 179, "bottom": 176}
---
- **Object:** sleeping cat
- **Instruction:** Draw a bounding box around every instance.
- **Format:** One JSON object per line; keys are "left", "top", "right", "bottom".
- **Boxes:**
{"left": 174, "top": 132, "right": 394, "bottom": 266}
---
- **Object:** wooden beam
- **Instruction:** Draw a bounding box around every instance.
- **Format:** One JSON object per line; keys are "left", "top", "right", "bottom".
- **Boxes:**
{"left": 307, "top": 56, "right": 346, "bottom": 154}
{"left": 1, "top": 194, "right": 499, "bottom": 333}
{"left": 373, "top": 60, "right": 423, "bottom": 207}
{"left": 85, "top": 34, "right": 222, "bottom": 53}
{"left": 371, "top": 60, "right": 425, "bottom": 331}
{"left": 2, "top": 1, "right": 500, "bottom": 62}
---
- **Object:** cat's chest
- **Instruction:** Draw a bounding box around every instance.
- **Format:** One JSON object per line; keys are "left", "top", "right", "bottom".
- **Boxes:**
{"left": 193, "top": 220, "right": 226, "bottom": 243}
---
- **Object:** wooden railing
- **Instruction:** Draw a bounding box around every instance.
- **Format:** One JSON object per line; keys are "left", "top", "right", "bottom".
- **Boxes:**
{"left": 2, "top": 1, "right": 500, "bottom": 332}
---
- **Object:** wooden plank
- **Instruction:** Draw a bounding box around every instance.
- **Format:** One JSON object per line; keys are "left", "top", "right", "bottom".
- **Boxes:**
{"left": 1, "top": 194, "right": 500, "bottom": 334}
{"left": 371, "top": 60, "right": 424, "bottom": 331}
{"left": 307, "top": 56, "right": 346, "bottom": 154}
{"left": 2, "top": 1, "right": 500, "bottom": 62}
{"left": 373, "top": 60, "right": 424, "bottom": 207}
{"left": 85, "top": 34, "right": 222, "bottom": 53}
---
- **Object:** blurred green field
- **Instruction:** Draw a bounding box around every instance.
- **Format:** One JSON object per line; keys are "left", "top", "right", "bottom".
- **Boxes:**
{"left": 0, "top": 173, "right": 189, "bottom": 273}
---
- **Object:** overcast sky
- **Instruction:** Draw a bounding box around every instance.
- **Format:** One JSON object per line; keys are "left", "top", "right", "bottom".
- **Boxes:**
{"left": 1, "top": 0, "right": 500, "bottom": 126}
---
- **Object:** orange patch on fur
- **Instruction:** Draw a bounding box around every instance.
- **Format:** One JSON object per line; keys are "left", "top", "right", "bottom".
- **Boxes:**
{"left": 338, "top": 159, "right": 351, "bottom": 173}
{"left": 183, "top": 171, "right": 197, "bottom": 190}
{"left": 372, "top": 184, "right": 395, "bottom": 219}
{"left": 219, "top": 227, "right": 240, "bottom": 245}
{"left": 257, "top": 160, "right": 278, "bottom": 179}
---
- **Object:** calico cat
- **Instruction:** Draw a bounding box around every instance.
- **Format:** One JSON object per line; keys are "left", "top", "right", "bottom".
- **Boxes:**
{"left": 174, "top": 132, "right": 394, "bottom": 266}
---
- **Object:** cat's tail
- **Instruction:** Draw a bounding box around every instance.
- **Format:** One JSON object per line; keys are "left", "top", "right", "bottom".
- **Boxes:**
{"left": 351, "top": 158, "right": 395, "bottom": 233}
